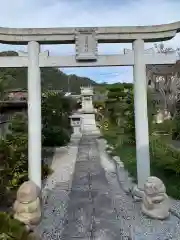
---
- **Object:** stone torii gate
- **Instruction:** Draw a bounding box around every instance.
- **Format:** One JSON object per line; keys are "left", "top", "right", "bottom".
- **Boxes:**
{"left": 0, "top": 22, "right": 179, "bottom": 193}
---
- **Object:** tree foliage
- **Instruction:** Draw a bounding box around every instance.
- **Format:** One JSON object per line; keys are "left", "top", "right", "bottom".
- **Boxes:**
{"left": 104, "top": 83, "right": 135, "bottom": 143}
{"left": 42, "top": 91, "right": 73, "bottom": 146}
{"left": 148, "top": 43, "right": 180, "bottom": 118}
{"left": 0, "top": 91, "right": 74, "bottom": 212}
{"left": 0, "top": 212, "right": 30, "bottom": 240}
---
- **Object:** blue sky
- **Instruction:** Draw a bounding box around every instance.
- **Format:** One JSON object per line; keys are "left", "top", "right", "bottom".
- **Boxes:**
{"left": 1, "top": 0, "right": 180, "bottom": 83}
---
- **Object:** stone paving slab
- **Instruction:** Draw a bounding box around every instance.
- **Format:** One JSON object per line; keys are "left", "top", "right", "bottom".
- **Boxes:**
{"left": 60, "top": 135, "right": 129, "bottom": 240}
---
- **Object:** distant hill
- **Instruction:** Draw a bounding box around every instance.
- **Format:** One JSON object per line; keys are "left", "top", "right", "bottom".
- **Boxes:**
{"left": 0, "top": 51, "right": 98, "bottom": 94}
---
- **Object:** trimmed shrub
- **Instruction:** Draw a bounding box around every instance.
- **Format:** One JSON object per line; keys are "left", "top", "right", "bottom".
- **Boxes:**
{"left": 0, "top": 212, "right": 29, "bottom": 240}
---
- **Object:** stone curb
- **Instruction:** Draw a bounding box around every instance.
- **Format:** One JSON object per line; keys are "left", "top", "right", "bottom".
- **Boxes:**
{"left": 170, "top": 208, "right": 180, "bottom": 219}
{"left": 111, "top": 154, "right": 180, "bottom": 218}
{"left": 112, "top": 156, "right": 135, "bottom": 195}
{"left": 101, "top": 139, "right": 135, "bottom": 195}
{"left": 169, "top": 199, "right": 180, "bottom": 219}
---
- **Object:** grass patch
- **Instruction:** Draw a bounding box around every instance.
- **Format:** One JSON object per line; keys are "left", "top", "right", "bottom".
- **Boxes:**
{"left": 152, "top": 166, "right": 180, "bottom": 199}
{"left": 102, "top": 128, "right": 180, "bottom": 199}
{"left": 115, "top": 143, "right": 137, "bottom": 183}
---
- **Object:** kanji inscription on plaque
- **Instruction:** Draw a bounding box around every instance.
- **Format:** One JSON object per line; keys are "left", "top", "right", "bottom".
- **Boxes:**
{"left": 75, "top": 28, "right": 98, "bottom": 61}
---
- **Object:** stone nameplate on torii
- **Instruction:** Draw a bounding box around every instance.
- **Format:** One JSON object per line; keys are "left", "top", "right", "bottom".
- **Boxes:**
{"left": 75, "top": 28, "right": 98, "bottom": 61}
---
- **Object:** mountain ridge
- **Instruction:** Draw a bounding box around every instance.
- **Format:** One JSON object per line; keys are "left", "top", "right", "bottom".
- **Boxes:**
{"left": 0, "top": 51, "right": 99, "bottom": 94}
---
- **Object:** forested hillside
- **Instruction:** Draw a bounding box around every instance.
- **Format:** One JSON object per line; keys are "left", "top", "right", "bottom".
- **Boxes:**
{"left": 0, "top": 51, "right": 98, "bottom": 94}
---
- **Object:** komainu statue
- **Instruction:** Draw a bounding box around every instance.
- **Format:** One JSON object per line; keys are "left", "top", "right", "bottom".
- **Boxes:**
{"left": 141, "top": 176, "right": 170, "bottom": 220}
{"left": 13, "top": 181, "right": 41, "bottom": 229}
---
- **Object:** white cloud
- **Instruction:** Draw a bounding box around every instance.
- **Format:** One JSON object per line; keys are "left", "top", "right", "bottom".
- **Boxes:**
{"left": 0, "top": 0, "right": 180, "bottom": 83}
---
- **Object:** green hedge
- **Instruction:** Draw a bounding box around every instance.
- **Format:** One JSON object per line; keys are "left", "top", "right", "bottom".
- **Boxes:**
{"left": 0, "top": 91, "right": 74, "bottom": 205}
{"left": 150, "top": 136, "right": 180, "bottom": 174}
{"left": 41, "top": 91, "right": 72, "bottom": 147}
{"left": 0, "top": 212, "right": 38, "bottom": 240}
{"left": 0, "top": 113, "right": 52, "bottom": 214}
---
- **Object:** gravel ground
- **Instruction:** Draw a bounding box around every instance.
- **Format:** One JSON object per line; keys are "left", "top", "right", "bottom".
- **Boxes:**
{"left": 35, "top": 136, "right": 81, "bottom": 239}
{"left": 35, "top": 135, "right": 180, "bottom": 240}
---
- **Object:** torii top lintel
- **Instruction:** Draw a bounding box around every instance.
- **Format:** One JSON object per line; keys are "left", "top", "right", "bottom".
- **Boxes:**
{"left": 1, "top": 21, "right": 180, "bottom": 44}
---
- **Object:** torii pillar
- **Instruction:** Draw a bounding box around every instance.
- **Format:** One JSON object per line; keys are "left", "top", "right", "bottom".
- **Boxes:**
{"left": 133, "top": 39, "right": 150, "bottom": 194}
{"left": 28, "top": 41, "right": 42, "bottom": 189}
{"left": 132, "top": 39, "right": 176, "bottom": 197}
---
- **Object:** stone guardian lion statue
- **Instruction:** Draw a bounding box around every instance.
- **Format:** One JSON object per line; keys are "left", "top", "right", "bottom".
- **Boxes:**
{"left": 141, "top": 176, "right": 170, "bottom": 220}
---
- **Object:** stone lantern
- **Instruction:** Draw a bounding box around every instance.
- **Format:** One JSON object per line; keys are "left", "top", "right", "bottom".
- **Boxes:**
{"left": 69, "top": 114, "right": 82, "bottom": 135}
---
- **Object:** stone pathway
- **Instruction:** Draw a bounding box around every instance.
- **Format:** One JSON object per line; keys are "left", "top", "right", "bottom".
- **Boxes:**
{"left": 61, "top": 135, "right": 126, "bottom": 239}
{"left": 36, "top": 134, "right": 180, "bottom": 240}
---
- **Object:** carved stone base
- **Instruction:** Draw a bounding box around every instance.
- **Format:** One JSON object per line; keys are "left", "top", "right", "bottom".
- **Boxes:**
{"left": 27, "top": 232, "right": 41, "bottom": 240}
{"left": 142, "top": 203, "right": 170, "bottom": 220}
